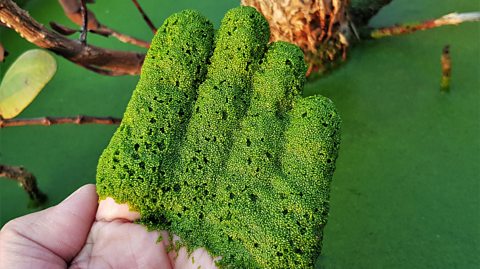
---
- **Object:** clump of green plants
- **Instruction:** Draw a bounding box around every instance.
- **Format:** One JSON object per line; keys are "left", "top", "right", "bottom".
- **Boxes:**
{"left": 96, "top": 6, "right": 341, "bottom": 268}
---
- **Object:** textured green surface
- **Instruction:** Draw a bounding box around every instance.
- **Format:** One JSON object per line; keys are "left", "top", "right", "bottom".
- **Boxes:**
{"left": 0, "top": 0, "right": 479, "bottom": 268}
{"left": 97, "top": 9, "right": 216, "bottom": 214}
{"left": 96, "top": 7, "right": 340, "bottom": 268}
{"left": 310, "top": 1, "right": 480, "bottom": 268}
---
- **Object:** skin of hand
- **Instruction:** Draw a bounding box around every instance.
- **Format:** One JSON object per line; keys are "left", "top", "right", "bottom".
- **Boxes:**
{"left": 0, "top": 184, "right": 217, "bottom": 269}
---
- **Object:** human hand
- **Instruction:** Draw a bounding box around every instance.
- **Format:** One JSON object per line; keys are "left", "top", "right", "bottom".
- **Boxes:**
{"left": 0, "top": 184, "right": 218, "bottom": 269}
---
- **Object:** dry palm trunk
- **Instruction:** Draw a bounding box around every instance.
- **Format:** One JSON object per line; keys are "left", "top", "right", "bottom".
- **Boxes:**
{"left": 242, "top": 0, "right": 351, "bottom": 75}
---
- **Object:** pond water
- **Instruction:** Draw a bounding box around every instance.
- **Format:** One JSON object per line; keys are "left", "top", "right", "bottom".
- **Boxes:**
{"left": 1, "top": 0, "right": 478, "bottom": 268}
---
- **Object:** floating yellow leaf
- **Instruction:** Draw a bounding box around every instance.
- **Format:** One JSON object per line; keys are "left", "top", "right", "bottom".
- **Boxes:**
{"left": 0, "top": 49, "right": 56, "bottom": 119}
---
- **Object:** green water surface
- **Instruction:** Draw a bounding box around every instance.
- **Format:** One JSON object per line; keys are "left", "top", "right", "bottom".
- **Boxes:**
{"left": 1, "top": 0, "right": 479, "bottom": 268}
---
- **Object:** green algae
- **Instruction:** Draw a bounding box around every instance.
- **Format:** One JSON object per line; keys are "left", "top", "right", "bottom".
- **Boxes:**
{"left": 96, "top": 6, "right": 341, "bottom": 268}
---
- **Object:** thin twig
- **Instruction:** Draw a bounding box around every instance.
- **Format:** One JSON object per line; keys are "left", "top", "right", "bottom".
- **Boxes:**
{"left": 79, "top": 0, "right": 88, "bottom": 44}
{"left": 0, "top": 42, "right": 7, "bottom": 62}
{"left": 82, "top": 64, "right": 127, "bottom": 76}
{"left": 49, "top": 21, "right": 78, "bottom": 35}
{"left": 57, "top": 0, "right": 150, "bottom": 48}
{"left": 440, "top": 45, "right": 451, "bottom": 92}
{"left": 97, "top": 27, "right": 150, "bottom": 48}
{"left": 0, "top": 164, "right": 47, "bottom": 208}
{"left": 50, "top": 21, "right": 126, "bottom": 40}
{"left": 370, "top": 12, "right": 480, "bottom": 38}
{"left": 0, "top": 115, "right": 121, "bottom": 128}
{"left": 131, "top": 0, "right": 156, "bottom": 34}
{"left": 0, "top": 0, "right": 144, "bottom": 75}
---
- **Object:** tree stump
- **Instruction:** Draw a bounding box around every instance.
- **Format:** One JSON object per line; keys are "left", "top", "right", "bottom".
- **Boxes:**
{"left": 242, "top": 0, "right": 351, "bottom": 75}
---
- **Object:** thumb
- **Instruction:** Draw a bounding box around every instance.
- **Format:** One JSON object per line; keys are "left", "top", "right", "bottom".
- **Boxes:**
{"left": 0, "top": 184, "right": 98, "bottom": 268}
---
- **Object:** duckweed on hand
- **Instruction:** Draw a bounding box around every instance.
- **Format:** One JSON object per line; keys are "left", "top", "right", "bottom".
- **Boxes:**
{"left": 96, "top": 6, "right": 341, "bottom": 268}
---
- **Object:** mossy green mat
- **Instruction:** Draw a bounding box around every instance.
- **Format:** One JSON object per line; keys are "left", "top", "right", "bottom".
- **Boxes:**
{"left": 97, "top": 7, "right": 340, "bottom": 268}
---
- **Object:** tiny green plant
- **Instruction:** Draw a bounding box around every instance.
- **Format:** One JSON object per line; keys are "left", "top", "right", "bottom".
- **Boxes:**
{"left": 96, "top": 7, "right": 341, "bottom": 268}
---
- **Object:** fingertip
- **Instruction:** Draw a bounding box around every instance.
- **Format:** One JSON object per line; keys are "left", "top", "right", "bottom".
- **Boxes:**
{"left": 63, "top": 184, "right": 97, "bottom": 203}
{"left": 53, "top": 184, "right": 98, "bottom": 229}
{"left": 96, "top": 197, "right": 141, "bottom": 222}
{"left": 56, "top": 184, "right": 98, "bottom": 228}
{"left": 0, "top": 184, "right": 100, "bottom": 264}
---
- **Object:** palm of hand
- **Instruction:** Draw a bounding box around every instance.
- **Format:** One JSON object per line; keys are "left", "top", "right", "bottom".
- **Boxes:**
{"left": 97, "top": 7, "right": 340, "bottom": 268}
{"left": 0, "top": 186, "right": 216, "bottom": 269}
{"left": 72, "top": 198, "right": 217, "bottom": 269}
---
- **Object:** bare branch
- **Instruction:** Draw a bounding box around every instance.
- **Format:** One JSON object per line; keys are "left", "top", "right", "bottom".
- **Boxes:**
{"left": 370, "top": 12, "right": 480, "bottom": 38}
{"left": 49, "top": 21, "right": 78, "bottom": 35}
{"left": 131, "top": 0, "right": 157, "bottom": 34}
{"left": 0, "top": 164, "right": 47, "bottom": 208}
{"left": 79, "top": 0, "right": 88, "bottom": 44}
{"left": 440, "top": 45, "right": 451, "bottom": 92}
{"left": 0, "top": 42, "right": 7, "bottom": 62}
{"left": 50, "top": 21, "right": 123, "bottom": 40}
{"left": 0, "top": 0, "right": 144, "bottom": 75}
{"left": 95, "top": 27, "right": 150, "bottom": 48}
{"left": 57, "top": 0, "right": 150, "bottom": 48}
{"left": 0, "top": 115, "right": 121, "bottom": 128}
{"left": 82, "top": 64, "right": 127, "bottom": 76}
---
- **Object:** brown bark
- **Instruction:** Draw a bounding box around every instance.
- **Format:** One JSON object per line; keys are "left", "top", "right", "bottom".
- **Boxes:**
{"left": 242, "top": 0, "right": 351, "bottom": 75}
{"left": 0, "top": 0, "right": 144, "bottom": 76}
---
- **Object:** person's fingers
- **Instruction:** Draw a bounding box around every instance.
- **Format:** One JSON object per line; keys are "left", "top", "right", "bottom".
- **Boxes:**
{"left": 161, "top": 234, "right": 218, "bottom": 269}
{"left": 0, "top": 184, "right": 98, "bottom": 268}
{"left": 96, "top": 197, "right": 218, "bottom": 268}
{"left": 170, "top": 245, "right": 219, "bottom": 269}
{"left": 70, "top": 222, "right": 174, "bottom": 269}
{"left": 96, "top": 197, "right": 141, "bottom": 222}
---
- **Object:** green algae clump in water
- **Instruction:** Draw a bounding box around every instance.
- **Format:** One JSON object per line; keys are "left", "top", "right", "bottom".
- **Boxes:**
{"left": 96, "top": 6, "right": 341, "bottom": 268}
